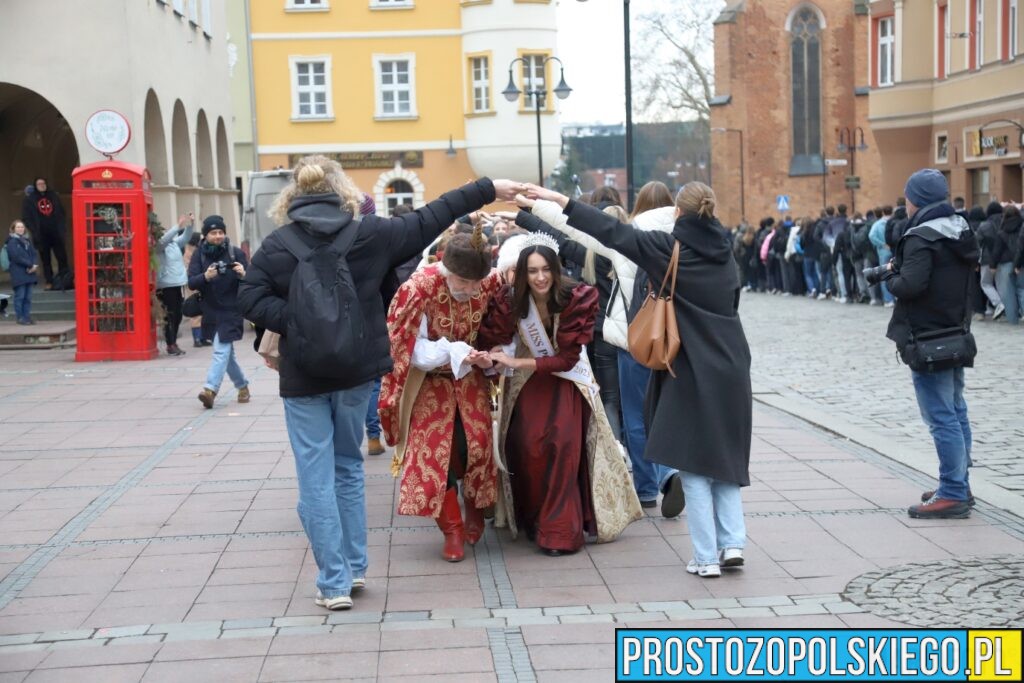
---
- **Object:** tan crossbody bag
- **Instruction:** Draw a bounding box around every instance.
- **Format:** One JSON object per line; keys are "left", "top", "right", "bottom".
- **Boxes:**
{"left": 627, "top": 241, "right": 681, "bottom": 377}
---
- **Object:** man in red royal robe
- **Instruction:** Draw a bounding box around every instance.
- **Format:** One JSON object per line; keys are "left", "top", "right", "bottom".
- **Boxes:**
{"left": 379, "top": 228, "right": 501, "bottom": 562}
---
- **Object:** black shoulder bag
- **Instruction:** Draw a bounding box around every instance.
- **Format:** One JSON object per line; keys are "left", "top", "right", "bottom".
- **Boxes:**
{"left": 899, "top": 267, "right": 977, "bottom": 373}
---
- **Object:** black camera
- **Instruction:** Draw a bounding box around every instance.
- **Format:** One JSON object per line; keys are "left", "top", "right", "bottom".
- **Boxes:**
{"left": 214, "top": 260, "right": 229, "bottom": 275}
{"left": 863, "top": 263, "right": 893, "bottom": 285}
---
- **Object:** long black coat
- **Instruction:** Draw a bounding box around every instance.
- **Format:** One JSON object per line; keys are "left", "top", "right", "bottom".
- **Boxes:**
{"left": 563, "top": 201, "right": 752, "bottom": 486}
{"left": 187, "top": 243, "right": 249, "bottom": 344}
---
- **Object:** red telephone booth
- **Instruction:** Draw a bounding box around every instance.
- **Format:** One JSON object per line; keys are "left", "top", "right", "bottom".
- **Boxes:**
{"left": 72, "top": 161, "right": 158, "bottom": 361}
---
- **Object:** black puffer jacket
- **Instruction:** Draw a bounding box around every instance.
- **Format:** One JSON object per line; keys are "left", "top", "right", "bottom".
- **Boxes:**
{"left": 977, "top": 202, "right": 1005, "bottom": 267}
{"left": 238, "top": 179, "right": 496, "bottom": 397}
{"left": 886, "top": 203, "right": 980, "bottom": 352}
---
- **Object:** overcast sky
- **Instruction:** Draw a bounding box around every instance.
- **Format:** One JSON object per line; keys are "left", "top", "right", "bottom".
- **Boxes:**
{"left": 555, "top": 0, "right": 629, "bottom": 125}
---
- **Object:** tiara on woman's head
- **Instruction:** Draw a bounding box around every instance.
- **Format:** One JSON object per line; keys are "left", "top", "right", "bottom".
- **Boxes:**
{"left": 519, "top": 232, "right": 560, "bottom": 255}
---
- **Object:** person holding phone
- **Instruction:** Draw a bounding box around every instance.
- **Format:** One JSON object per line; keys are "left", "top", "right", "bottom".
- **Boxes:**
{"left": 154, "top": 212, "right": 195, "bottom": 355}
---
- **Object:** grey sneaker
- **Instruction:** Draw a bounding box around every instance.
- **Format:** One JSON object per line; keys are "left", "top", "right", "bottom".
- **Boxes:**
{"left": 315, "top": 590, "right": 353, "bottom": 610}
{"left": 351, "top": 577, "right": 366, "bottom": 591}
{"left": 720, "top": 548, "right": 745, "bottom": 568}
{"left": 686, "top": 560, "right": 721, "bottom": 578}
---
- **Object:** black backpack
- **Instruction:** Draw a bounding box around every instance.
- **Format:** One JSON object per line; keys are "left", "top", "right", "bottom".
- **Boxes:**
{"left": 852, "top": 222, "right": 873, "bottom": 257}
{"left": 277, "top": 222, "right": 365, "bottom": 379}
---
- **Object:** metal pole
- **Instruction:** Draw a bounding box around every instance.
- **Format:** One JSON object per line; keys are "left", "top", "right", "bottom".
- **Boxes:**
{"left": 738, "top": 130, "right": 745, "bottom": 221}
{"left": 624, "top": 0, "right": 635, "bottom": 210}
{"left": 534, "top": 91, "right": 544, "bottom": 186}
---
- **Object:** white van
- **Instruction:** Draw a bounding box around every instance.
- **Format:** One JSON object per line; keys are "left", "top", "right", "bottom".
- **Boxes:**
{"left": 240, "top": 170, "right": 291, "bottom": 259}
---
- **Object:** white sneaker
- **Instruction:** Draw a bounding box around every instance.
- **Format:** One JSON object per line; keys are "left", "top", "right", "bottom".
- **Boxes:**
{"left": 884, "top": 301, "right": 894, "bottom": 308}
{"left": 686, "top": 560, "right": 721, "bottom": 578}
{"left": 315, "top": 590, "right": 353, "bottom": 610}
{"left": 816, "top": 293, "right": 827, "bottom": 300}
{"left": 993, "top": 303, "right": 1006, "bottom": 320}
{"left": 720, "top": 548, "right": 745, "bottom": 568}
{"left": 351, "top": 577, "right": 366, "bottom": 591}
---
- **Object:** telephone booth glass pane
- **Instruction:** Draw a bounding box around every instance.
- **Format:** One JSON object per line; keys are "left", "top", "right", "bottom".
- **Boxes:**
{"left": 84, "top": 201, "right": 135, "bottom": 333}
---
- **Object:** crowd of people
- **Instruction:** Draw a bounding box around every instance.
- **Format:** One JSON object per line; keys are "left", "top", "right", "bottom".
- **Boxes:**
{"left": 229, "top": 156, "right": 753, "bottom": 610}
{"left": 730, "top": 197, "right": 1024, "bottom": 325}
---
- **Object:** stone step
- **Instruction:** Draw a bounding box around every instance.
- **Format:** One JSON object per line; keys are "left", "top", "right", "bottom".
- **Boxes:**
{"left": 0, "top": 320, "right": 76, "bottom": 349}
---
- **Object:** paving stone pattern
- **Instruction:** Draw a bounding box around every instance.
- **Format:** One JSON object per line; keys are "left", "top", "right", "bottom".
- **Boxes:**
{"left": 844, "top": 554, "right": 1024, "bottom": 628}
{"left": 2, "top": 333, "right": 1024, "bottom": 680}
{"left": 740, "top": 293, "right": 1024, "bottom": 496}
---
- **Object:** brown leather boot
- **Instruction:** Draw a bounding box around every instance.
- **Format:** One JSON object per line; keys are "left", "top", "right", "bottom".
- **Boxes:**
{"left": 464, "top": 499, "right": 485, "bottom": 546}
{"left": 435, "top": 487, "right": 465, "bottom": 562}
{"left": 367, "top": 437, "right": 385, "bottom": 456}
{"left": 908, "top": 497, "right": 971, "bottom": 519}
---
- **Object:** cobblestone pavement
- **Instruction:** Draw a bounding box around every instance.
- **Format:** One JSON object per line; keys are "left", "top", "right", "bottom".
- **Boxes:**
{"left": 739, "top": 292, "right": 1024, "bottom": 513}
{"left": 844, "top": 555, "right": 1024, "bottom": 628}
{"left": 2, "top": 337, "right": 1024, "bottom": 681}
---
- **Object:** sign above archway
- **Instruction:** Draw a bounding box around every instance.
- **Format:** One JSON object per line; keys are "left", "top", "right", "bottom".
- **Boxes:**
{"left": 85, "top": 110, "right": 132, "bottom": 157}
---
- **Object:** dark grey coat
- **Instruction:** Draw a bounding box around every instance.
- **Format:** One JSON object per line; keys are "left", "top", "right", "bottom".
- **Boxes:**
{"left": 563, "top": 201, "right": 752, "bottom": 486}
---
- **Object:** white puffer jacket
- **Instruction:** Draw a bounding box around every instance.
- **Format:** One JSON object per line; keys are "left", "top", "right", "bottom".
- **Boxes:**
{"left": 532, "top": 200, "right": 676, "bottom": 351}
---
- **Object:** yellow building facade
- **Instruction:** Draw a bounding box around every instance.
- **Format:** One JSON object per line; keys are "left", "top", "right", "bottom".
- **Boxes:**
{"left": 868, "top": 0, "right": 1024, "bottom": 205}
{"left": 249, "top": 0, "right": 562, "bottom": 215}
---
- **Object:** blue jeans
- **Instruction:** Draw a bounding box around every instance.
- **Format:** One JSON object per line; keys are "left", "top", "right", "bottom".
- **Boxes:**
{"left": 680, "top": 472, "right": 746, "bottom": 565}
{"left": 283, "top": 382, "right": 373, "bottom": 598}
{"left": 365, "top": 378, "right": 381, "bottom": 438}
{"left": 802, "top": 258, "right": 819, "bottom": 293}
{"left": 911, "top": 368, "right": 972, "bottom": 501}
{"left": 876, "top": 247, "right": 894, "bottom": 303}
{"left": 204, "top": 334, "right": 249, "bottom": 393}
{"left": 816, "top": 261, "right": 833, "bottom": 294}
{"left": 994, "top": 262, "right": 1019, "bottom": 323}
{"left": 13, "top": 284, "right": 33, "bottom": 321}
{"left": 617, "top": 349, "right": 673, "bottom": 501}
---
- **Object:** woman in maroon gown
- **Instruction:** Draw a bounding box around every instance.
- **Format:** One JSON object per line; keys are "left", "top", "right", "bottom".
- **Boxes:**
{"left": 478, "top": 242, "right": 600, "bottom": 555}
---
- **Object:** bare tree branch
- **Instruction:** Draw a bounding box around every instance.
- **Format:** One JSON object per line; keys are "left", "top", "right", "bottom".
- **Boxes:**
{"left": 632, "top": 0, "right": 723, "bottom": 123}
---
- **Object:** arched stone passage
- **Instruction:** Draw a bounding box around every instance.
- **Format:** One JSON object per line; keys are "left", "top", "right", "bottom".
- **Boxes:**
{"left": 215, "top": 117, "right": 232, "bottom": 189}
{"left": 144, "top": 90, "right": 169, "bottom": 185}
{"left": 0, "top": 82, "right": 79, "bottom": 277}
{"left": 171, "top": 100, "right": 193, "bottom": 187}
{"left": 373, "top": 166, "right": 424, "bottom": 216}
{"left": 195, "top": 110, "right": 215, "bottom": 189}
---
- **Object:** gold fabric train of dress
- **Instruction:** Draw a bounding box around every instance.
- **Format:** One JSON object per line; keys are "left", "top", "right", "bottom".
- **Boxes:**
{"left": 493, "top": 316, "right": 642, "bottom": 543}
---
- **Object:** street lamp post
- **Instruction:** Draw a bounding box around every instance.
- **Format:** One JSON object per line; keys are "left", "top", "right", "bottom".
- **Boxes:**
{"left": 712, "top": 127, "right": 744, "bottom": 222}
{"left": 837, "top": 126, "right": 868, "bottom": 213}
{"left": 576, "top": 0, "right": 633, "bottom": 209}
{"left": 502, "top": 57, "right": 572, "bottom": 186}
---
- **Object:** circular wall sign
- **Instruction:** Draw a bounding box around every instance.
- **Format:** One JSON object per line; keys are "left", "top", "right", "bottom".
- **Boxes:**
{"left": 85, "top": 110, "right": 132, "bottom": 156}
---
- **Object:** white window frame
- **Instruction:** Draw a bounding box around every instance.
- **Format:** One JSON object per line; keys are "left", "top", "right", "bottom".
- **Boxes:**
{"left": 470, "top": 56, "right": 490, "bottom": 113}
{"left": 521, "top": 53, "right": 548, "bottom": 109}
{"left": 373, "top": 53, "right": 418, "bottom": 119}
{"left": 385, "top": 180, "right": 415, "bottom": 215}
{"left": 976, "top": 0, "right": 985, "bottom": 67}
{"left": 370, "top": 0, "right": 414, "bottom": 9}
{"left": 1012, "top": 0, "right": 1019, "bottom": 59}
{"left": 286, "top": 0, "right": 329, "bottom": 11}
{"left": 289, "top": 56, "right": 334, "bottom": 121}
{"left": 878, "top": 17, "right": 895, "bottom": 86}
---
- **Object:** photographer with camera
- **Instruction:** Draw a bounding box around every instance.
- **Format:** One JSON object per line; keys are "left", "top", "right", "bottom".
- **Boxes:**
{"left": 188, "top": 215, "right": 251, "bottom": 409}
{"left": 865, "top": 169, "right": 979, "bottom": 520}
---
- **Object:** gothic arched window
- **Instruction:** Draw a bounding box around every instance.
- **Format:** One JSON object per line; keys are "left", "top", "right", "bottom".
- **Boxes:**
{"left": 790, "top": 6, "right": 824, "bottom": 175}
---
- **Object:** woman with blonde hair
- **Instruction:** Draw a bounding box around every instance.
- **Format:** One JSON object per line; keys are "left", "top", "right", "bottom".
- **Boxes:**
{"left": 239, "top": 155, "right": 524, "bottom": 609}
{"left": 520, "top": 181, "right": 752, "bottom": 578}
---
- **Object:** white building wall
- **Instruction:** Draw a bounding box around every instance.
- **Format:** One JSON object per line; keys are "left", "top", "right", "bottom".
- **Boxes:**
{"left": 461, "top": 0, "right": 562, "bottom": 182}
{"left": 0, "top": 0, "right": 238, "bottom": 234}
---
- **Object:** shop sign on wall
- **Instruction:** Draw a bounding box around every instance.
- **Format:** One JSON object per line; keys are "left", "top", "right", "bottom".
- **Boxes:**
{"left": 287, "top": 151, "right": 423, "bottom": 169}
{"left": 968, "top": 131, "right": 1009, "bottom": 157}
